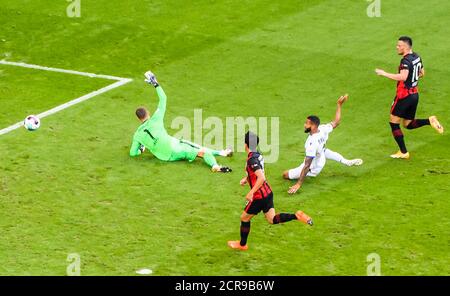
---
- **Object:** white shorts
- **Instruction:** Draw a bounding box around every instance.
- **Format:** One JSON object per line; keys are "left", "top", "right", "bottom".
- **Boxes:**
{"left": 288, "top": 156, "right": 326, "bottom": 180}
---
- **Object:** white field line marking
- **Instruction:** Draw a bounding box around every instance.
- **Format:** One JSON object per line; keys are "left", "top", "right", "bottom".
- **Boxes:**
{"left": 0, "top": 60, "right": 132, "bottom": 136}
{"left": 0, "top": 60, "right": 126, "bottom": 81}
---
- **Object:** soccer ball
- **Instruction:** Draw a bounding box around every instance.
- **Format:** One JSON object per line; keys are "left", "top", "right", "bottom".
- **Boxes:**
{"left": 23, "top": 115, "right": 40, "bottom": 131}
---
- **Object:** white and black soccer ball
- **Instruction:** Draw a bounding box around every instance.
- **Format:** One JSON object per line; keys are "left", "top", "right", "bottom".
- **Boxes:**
{"left": 23, "top": 115, "right": 40, "bottom": 131}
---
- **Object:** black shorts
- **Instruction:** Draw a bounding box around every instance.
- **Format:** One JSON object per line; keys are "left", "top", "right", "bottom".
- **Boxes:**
{"left": 391, "top": 93, "right": 419, "bottom": 120}
{"left": 244, "top": 192, "right": 274, "bottom": 215}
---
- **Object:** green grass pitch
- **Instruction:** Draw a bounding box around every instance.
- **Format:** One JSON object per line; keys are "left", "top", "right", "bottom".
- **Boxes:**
{"left": 0, "top": 0, "right": 449, "bottom": 275}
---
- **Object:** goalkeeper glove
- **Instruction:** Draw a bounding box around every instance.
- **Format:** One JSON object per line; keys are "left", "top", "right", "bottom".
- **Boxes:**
{"left": 144, "top": 71, "right": 159, "bottom": 87}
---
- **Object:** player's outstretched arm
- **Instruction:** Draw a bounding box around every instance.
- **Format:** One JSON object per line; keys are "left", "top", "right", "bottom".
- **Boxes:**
{"left": 153, "top": 86, "right": 167, "bottom": 121}
{"left": 330, "top": 94, "right": 348, "bottom": 128}
{"left": 288, "top": 157, "right": 313, "bottom": 194}
{"left": 375, "top": 68, "right": 408, "bottom": 81}
{"left": 144, "top": 71, "right": 167, "bottom": 122}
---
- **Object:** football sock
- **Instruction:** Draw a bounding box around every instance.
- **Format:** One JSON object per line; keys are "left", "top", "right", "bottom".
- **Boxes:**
{"left": 390, "top": 122, "right": 407, "bottom": 153}
{"left": 324, "top": 149, "right": 346, "bottom": 163}
{"left": 406, "top": 119, "right": 430, "bottom": 130}
{"left": 206, "top": 148, "right": 221, "bottom": 156}
{"left": 180, "top": 139, "right": 222, "bottom": 156}
{"left": 203, "top": 151, "right": 218, "bottom": 167}
{"left": 240, "top": 221, "right": 251, "bottom": 246}
{"left": 273, "top": 213, "right": 297, "bottom": 224}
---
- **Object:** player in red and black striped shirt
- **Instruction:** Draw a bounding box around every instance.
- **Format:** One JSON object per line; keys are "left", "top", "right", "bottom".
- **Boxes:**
{"left": 375, "top": 36, "right": 444, "bottom": 159}
{"left": 227, "top": 132, "right": 313, "bottom": 251}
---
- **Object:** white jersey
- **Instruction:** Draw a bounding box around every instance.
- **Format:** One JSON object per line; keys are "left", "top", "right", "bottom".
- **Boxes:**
{"left": 304, "top": 123, "right": 333, "bottom": 160}
{"left": 288, "top": 123, "right": 334, "bottom": 180}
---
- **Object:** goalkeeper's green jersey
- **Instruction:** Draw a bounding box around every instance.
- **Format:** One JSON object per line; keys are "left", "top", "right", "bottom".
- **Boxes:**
{"left": 129, "top": 86, "right": 178, "bottom": 161}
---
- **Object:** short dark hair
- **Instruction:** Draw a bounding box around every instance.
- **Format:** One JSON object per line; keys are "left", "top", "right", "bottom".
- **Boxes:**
{"left": 245, "top": 131, "right": 259, "bottom": 151}
{"left": 135, "top": 107, "right": 148, "bottom": 120}
{"left": 307, "top": 115, "right": 320, "bottom": 126}
{"left": 399, "top": 36, "right": 413, "bottom": 47}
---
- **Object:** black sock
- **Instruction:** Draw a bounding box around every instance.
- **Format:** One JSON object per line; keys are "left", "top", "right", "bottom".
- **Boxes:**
{"left": 390, "top": 122, "right": 407, "bottom": 153}
{"left": 240, "top": 221, "right": 251, "bottom": 246}
{"left": 273, "top": 213, "right": 297, "bottom": 224}
{"left": 406, "top": 119, "right": 430, "bottom": 130}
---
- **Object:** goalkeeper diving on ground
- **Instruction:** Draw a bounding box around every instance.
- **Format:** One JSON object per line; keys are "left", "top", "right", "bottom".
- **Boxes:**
{"left": 129, "top": 71, "right": 233, "bottom": 172}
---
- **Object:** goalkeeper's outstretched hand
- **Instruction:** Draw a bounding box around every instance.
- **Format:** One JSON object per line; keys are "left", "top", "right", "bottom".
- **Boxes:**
{"left": 144, "top": 71, "right": 159, "bottom": 87}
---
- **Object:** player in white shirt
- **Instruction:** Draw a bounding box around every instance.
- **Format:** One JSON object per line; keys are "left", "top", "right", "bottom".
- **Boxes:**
{"left": 283, "top": 94, "right": 363, "bottom": 194}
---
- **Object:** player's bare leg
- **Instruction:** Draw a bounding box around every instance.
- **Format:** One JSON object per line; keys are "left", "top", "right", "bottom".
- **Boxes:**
{"left": 228, "top": 212, "right": 254, "bottom": 250}
{"left": 402, "top": 119, "right": 412, "bottom": 128}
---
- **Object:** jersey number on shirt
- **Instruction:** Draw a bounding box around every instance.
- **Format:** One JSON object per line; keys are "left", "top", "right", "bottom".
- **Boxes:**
{"left": 411, "top": 62, "right": 422, "bottom": 86}
{"left": 144, "top": 129, "right": 158, "bottom": 144}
